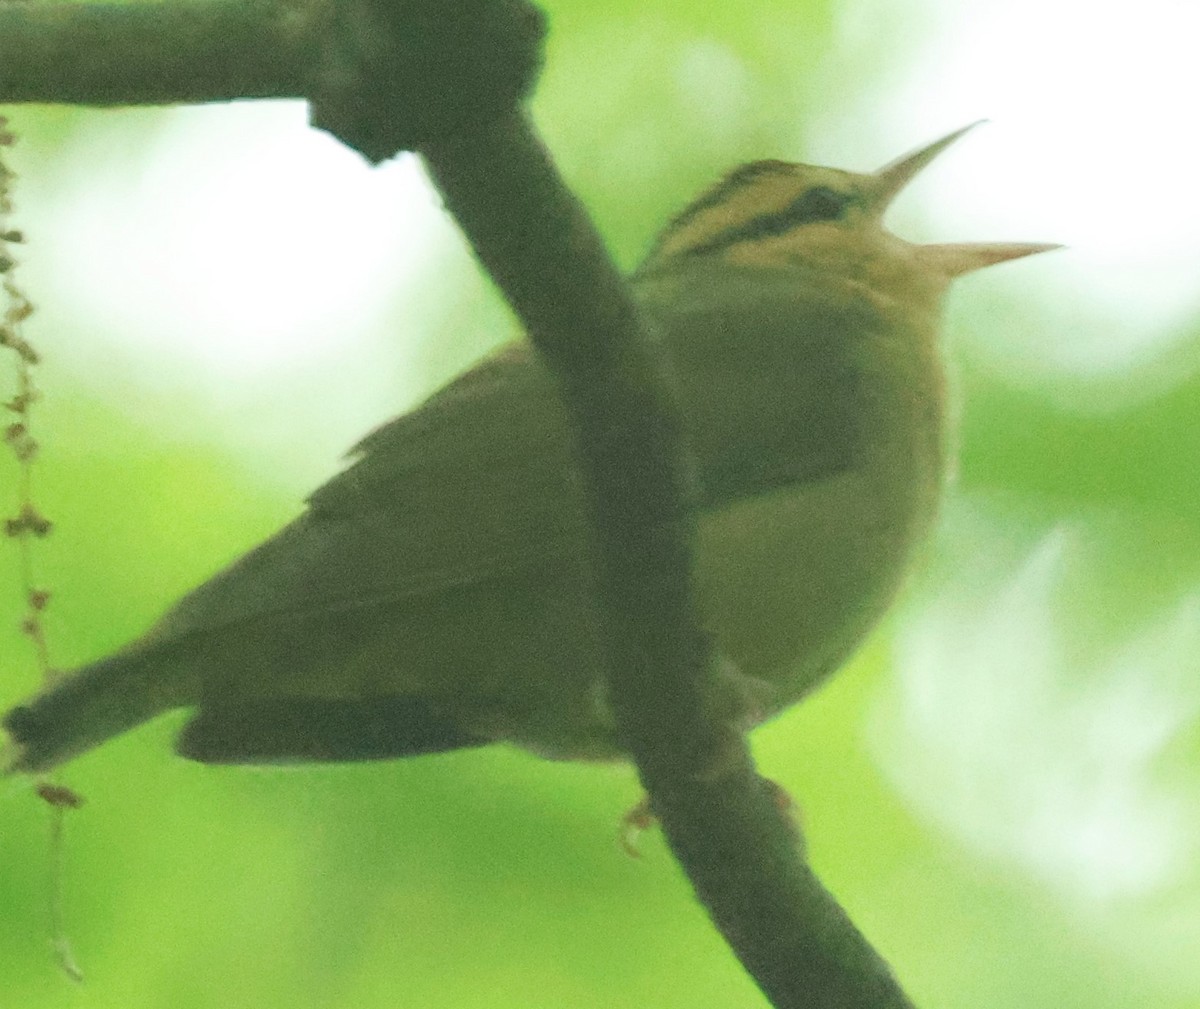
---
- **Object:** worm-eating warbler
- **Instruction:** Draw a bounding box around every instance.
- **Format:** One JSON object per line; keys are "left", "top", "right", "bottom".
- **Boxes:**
{"left": 3, "top": 125, "right": 1056, "bottom": 773}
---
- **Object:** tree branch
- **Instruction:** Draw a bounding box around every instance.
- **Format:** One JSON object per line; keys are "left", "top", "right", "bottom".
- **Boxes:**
{"left": 0, "top": 1, "right": 310, "bottom": 104}
{"left": 422, "top": 108, "right": 915, "bottom": 1009}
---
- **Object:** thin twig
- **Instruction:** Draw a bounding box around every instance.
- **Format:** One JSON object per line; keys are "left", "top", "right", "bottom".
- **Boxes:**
{"left": 0, "top": 112, "right": 85, "bottom": 983}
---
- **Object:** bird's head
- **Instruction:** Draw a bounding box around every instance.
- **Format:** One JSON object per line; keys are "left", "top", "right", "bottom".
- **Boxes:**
{"left": 637, "top": 123, "right": 1060, "bottom": 311}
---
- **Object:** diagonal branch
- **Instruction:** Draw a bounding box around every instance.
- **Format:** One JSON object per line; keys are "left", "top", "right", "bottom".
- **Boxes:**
{"left": 421, "top": 108, "right": 916, "bottom": 1009}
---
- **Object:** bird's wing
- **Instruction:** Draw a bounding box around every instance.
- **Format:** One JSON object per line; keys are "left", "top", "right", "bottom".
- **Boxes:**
{"left": 310, "top": 341, "right": 588, "bottom": 574}
{"left": 635, "top": 261, "right": 871, "bottom": 507}
{"left": 149, "top": 342, "right": 590, "bottom": 643}
{"left": 148, "top": 263, "right": 870, "bottom": 646}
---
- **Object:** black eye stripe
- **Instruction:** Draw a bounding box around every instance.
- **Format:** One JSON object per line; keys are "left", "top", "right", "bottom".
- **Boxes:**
{"left": 685, "top": 185, "right": 855, "bottom": 257}
{"left": 660, "top": 161, "right": 795, "bottom": 240}
{"left": 787, "top": 186, "right": 853, "bottom": 223}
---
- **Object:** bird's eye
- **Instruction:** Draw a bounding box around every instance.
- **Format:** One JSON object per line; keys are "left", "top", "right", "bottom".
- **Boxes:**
{"left": 785, "top": 186, "right": 853, "bottom": 224}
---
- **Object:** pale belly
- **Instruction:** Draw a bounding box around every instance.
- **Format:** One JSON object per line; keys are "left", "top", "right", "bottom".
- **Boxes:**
{"left": 694, "top": 449, "right": 938, "bottom": 716}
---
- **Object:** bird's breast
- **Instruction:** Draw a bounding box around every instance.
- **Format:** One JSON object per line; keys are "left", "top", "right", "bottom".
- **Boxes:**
{"left": 692, "top": 353, "right": 946, "bottom": 713}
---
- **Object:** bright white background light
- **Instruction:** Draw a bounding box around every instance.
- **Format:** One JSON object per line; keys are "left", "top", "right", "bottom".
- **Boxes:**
{"left": 833, "top": 0, "right": 1200, "bottom": 401}
{"left": 20, "top": 101, "right": 479, "bottom": 489}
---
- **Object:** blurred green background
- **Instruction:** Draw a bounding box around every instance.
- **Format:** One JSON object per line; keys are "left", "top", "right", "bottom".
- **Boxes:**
{"left": 3, "top": 0, "right": 1199, "bottom": 1006}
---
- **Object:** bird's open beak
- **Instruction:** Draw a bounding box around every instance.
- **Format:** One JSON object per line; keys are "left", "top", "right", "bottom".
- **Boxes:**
{"left": 871, "top": 121, "right": 987, "bottom": 210}
{"left": 871, "top": 122, "right": 1063, "bottom": 276}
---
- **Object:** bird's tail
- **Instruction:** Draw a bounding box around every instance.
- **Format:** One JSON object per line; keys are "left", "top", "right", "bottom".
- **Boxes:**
{"left": 3, "top": 643, "right": 186, "bottom": 774}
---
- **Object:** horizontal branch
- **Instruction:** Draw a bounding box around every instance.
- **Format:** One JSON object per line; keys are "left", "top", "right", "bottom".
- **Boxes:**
{"left": 0, "top": 1, "right": 310, "bottom": 105}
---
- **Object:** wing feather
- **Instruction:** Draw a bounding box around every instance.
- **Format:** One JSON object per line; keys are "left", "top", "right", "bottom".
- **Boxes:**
{"left": 148, "top": 263, "right": 871, "bottom": 646}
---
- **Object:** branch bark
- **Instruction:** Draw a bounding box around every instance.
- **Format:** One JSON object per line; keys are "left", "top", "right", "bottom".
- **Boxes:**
{"left": 422, "top": 109, "right": 915, "bottom": 1009}
{"left": 0, "top": 1, "right": 310, "bottom": 104}
{"left": 0, "top": 2, "right": 918, "bottom": 1006}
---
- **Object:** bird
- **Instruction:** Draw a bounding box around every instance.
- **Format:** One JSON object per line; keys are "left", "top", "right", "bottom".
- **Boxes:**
{"left": 2, "top": 123, "right": 1057, "bottom": 775}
